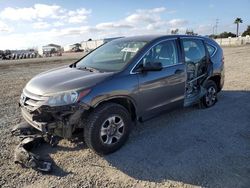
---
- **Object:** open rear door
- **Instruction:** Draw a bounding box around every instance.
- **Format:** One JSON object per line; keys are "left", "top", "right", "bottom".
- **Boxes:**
{"left": 180, "top": 38, "right": 213, "bottom": 107}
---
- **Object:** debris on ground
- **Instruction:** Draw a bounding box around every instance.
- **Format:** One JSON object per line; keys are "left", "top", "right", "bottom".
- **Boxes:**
{"left": 12, "top": 122, "right": 53, "bottom": 172}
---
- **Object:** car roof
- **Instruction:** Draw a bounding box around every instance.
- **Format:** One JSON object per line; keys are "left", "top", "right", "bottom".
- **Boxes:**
{"left": 115, "top": 35, "right": 219, "bottom": 48}
{"left": 118, "top": 35, "right": 208, "bottom": 42}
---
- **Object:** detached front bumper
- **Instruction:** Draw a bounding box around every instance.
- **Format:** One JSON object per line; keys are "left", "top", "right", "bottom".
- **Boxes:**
{"left": 20, "top": 103, "right": 89, "bottom": 138}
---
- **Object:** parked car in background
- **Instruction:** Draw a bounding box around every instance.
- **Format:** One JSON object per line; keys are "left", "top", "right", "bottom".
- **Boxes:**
{"left": 0, "top": 50, "right": 4, "bottom": 60}
{"left": 1, "top": 49, "right": 39, "bottom": 60}
{"left": 0, "top": 50, "right": 11, "bottom": 60}
{"left": 19, "top": 35, "right": 224, "bottom": 154}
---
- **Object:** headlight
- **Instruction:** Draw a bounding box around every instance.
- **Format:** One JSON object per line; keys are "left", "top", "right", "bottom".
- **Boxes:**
{"left": 45, "top": 89, "right": 90, "bottom": 106}
{"left": 46, "top": 91, "right": 78, "bottom": 106}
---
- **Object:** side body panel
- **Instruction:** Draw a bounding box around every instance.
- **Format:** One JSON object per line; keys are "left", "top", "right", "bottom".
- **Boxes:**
{"left": 204, "top": 38, "right": 225, "bottom": 90}
{"left": 82, "top": 73, "right": 140, "bottom": 114}
{"left": 135, "top": 39, "right": 186, "bottom": 119}
{"left": 137, "top": 64, "right": 186, "bottom": 119}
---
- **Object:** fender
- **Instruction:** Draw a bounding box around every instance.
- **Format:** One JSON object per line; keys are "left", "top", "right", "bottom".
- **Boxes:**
{"left": 92, "top": 95, "right": 138, "bottom": 117}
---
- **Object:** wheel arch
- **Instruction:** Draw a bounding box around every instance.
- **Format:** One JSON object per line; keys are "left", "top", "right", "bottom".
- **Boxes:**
{"left": 93, "top": 96, "right": 137, "bottom": 122}
{"left": 208, "top": 75, "right": 221, "bottom": 92}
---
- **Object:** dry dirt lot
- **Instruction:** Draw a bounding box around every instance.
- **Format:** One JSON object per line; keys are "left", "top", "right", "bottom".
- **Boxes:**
{"left": 0, "top": 47, "right": 250, "bottom": 188}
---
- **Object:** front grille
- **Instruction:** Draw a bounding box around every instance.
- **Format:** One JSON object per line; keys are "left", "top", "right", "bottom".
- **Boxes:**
{"left": 20, "top": 89, "right": 48, "bottom": 112}
{"left": 21, "top": 108, "right": 46, "bottom": 131}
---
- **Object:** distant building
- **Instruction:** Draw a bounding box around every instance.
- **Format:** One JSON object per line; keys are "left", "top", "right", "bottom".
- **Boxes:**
{"left": 38, "top": 44, "right": 62, "bottom": 57}
{"left": 81, "top": 37, "right": 122, "bottom": 51}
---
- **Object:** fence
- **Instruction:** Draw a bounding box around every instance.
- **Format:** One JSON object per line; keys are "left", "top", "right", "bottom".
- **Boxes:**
{"left": 215, "top": 36, "right": 250, "bottom": 46}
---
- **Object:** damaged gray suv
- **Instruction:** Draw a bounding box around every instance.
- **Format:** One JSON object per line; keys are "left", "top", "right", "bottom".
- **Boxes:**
{"left": 19, "top": 35, "right": 224, "bottom": 154}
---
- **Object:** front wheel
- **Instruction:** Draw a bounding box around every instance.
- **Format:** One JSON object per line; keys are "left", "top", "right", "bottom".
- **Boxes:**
{"left": 84, "top": 103, "right": 132, "bottom": 155}
{"left": 200, "top": 80, "right": 218, "bottom": 108}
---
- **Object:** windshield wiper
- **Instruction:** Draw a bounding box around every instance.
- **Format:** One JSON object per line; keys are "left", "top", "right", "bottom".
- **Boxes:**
{"left": 77, "top": 66, "right": 100, "bottom": 72}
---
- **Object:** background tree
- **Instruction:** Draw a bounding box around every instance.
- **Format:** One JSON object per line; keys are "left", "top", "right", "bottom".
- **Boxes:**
{"left": 185, "top": 29, "right": 198, "bottom": 36}
{"left": 242, "top": 25, "right": 250, "bottom": 36}
{"left": 219, "top": 32, "right": 236, "bottom": 38}
{"left": 209, "top": 32, "right": 236, "bottom": 39}
{"left": 234, "top": 18, "right": 243, "bottom": 37}
{"left": 209, "top": 34, "right": 217, "bottom": 39}
{"left": 171, "top": 29, "right": 179, "bottom": 34}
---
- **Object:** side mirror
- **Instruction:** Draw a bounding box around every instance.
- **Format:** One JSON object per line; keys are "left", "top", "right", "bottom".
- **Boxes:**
{"left": 140, "top": 61, "right": 163, "bottom": 72}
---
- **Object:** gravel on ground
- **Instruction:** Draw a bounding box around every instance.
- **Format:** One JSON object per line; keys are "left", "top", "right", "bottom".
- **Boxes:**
{"left": 0, "top": 47, "right": 250, "bottom": 188}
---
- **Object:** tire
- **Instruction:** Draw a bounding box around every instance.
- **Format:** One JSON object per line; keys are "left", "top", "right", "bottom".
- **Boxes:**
{"left": 84, "top": 103, "right": 132, "bottom": 155}
{"left": 200, "top": 80, "right": 218, "bottom": 108}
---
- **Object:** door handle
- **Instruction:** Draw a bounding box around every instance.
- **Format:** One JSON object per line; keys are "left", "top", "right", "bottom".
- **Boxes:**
{"left": 175, "top": 69, "right": 184, "bottom": 74}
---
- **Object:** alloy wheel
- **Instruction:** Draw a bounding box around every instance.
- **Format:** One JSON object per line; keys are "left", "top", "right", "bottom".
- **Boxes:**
{"left": 100, "top": 115, "right": 125, "bottom": 145}
{"left": 205, "top": 86, "right": 217, "bottom": 107}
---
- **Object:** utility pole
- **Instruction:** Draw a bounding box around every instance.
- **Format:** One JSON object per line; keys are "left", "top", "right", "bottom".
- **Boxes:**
{"left": 215, "top": 19, "right": 219, "bottom": 35}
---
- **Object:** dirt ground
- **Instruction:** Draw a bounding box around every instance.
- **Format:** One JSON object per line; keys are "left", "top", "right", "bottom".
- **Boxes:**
{"left": 0, "top": 47, "right": 250, "bottom": 188}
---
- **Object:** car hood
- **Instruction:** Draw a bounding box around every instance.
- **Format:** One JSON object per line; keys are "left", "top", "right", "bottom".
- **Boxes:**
{"left": 25, "top": 66, "right": 114, "bottom": 96}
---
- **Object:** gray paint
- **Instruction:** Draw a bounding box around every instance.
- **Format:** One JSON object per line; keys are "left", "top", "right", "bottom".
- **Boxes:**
{"left": 21, "top": 35, "right": 224, "bottom": 122}
{"left": 25, "top": 67, "right": 114, "bottom": 96}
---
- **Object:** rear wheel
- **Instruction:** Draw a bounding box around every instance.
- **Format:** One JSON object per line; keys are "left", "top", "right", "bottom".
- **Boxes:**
{"left": 84, "top": 103, "right": 132, "bottom": 154}
{"left": 200, "top": 80, "right": 218, "bottom": 108}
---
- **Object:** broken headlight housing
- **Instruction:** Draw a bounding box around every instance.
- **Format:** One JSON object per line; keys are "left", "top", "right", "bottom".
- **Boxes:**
{"left": 45, "top": 89, "right": 90, "bottom": 106}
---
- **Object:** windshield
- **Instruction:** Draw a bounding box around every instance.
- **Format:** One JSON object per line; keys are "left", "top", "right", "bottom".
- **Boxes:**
{"left": 76, "top": 40, "right": 147, "bottom": 72}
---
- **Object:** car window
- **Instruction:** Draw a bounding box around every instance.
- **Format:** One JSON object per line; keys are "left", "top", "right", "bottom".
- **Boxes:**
{"left": 182, "top": 39, "right": 206, "bottom": 63}
{"left": 141, "top": 40, "right": 178, "bottom": 67}
{"left": 76, "top": 40, "right": 147, "bottom": 72}
{"left": 206, "top": 43, "right": 216, "bottom": 57}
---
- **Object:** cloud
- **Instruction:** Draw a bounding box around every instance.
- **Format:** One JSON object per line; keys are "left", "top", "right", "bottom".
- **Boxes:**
{"left": 146, "top": 21, "right": 167, "bottom": 30}
{"left": 125, "top": 7, "right": 166, "bottom": 24}
{"left": 125, "top": 14, "right": 157, "bottom": 24}
{"left": 95, "top": 7, "right": 169, "bottom": 31}
{"left": 195, "top": 24, "right": 215, "bottom": 35}
{"left": 32, "top": 21, "right": 50, "bottom": 29}
{"left": 168, "top": 19, "right": 188, "bottom": 27}
{"left": 0, "top": 4, "right": 61, "bottom": 21}
{"left": 68, "top": 15, "right": 88, "bottom": 23}
{"left": 146, "top": 19, "right": 188, "bottom": 31}
{"left": 0, "top": 4, "right": 91, "bottom": 24}
{"left": 96, "top": 22, "right": 133, "bottom": 30}
{"left": 67, "top": 8, "right": 91, "bottom": 23}
{"left": 0, "top": 26, "right": 101, "bottom": 49}
{"left": 136, "top": 7, "right": 166, "bottom": 14}
{"left": 0, "top": 6, "right": 190, "bottom": 49}
{"left": 0, "top": 20, "right": 12, "bottom": 32}
{"left": 53, "top": 21, "right": 64, "bottom": 27}
{"left": 0, "top": 7, "right": 35, "bottom": 21}
{"left": 33, "top": 4, "right": 61, "bottom": 19}
{"left": 58, "top": 26, "right": 99, "bottom": 36}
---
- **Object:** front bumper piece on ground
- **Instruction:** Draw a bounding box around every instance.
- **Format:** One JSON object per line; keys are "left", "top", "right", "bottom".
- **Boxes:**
{"left": 11, "top": 122, "right": 58, "bottom": 172}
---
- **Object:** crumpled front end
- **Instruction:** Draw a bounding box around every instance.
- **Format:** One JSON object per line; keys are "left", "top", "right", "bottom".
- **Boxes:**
{"left": 19, "top": 88, "right": 90, "bottom": 138}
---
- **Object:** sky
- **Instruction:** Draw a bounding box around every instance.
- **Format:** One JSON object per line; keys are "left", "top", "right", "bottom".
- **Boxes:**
{"left": 0, "top": 0, "right": 249, "bottom": 50}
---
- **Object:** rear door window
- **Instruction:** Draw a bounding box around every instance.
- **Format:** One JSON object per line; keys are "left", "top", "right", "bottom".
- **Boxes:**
{"left": 181, "top": 39, "right": 206, "bottom": 64}
{"left": 205, "top": 43, "right": 216, "bottom": 57}
{"left": 141, "top": 40, "right": 179, "bottom": 67}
